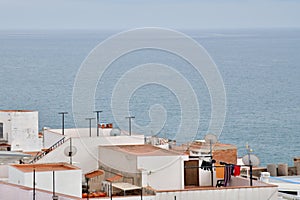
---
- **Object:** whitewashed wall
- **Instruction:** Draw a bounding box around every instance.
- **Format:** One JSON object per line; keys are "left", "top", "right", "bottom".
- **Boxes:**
{"left": 0, "top": 111, "right": 40, "bottom": 151}
{"left": 38, "top": 135, "right": 144, "bottom": 174}
{"left": 0, "top": 181, "right": 277, "bottom": 200}
{"left": 199, "top": 169, "right": 217, "bottom": 187}
{"left": 101, "top": 196, "right": 155, "bottom": 200}
{"left": 8, "top": 166, "right": 82, "bottom": 197}
{"left": 0, "top": 182, "right": 82, "bottom": 200}
{"left": 137, "top": 155, "right": 188, "bottom": 190}
{"left": 98, "top": 146, "right": 189, "bottom": 191}
{"left": 8, "top": 166, "right": 25, "bottom": 185}
{"left": 0, "top": 113, "right": 10, "bottom": 141}
{"left": 0, "top": 165, "right": 8, "bottom": 179}
{"left": 99, "top": 147, "right": 138, "bottom": 174}
{"left": 155, "top": 186, "right": 278, "bottom": 200}
{"left": 43, "top": 129, "right": 65, "bottom": 149}
{"left": 48, "top": 127, "right": 129, "bottom": 138}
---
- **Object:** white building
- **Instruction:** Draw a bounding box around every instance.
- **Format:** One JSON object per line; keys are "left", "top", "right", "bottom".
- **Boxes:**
{"left": 0, "top": 111, "right": 279, "bottom": 200}
{"left": 37, "top": 127, "right": 145, "bottom": 174}
{"left": 8, "top": 163, "right": 82, "bottom": 198}
{"left": 99, "top": 144, "right": 189, "bottom": 191}
{"left": 0, "top": 110, "right": 41, "bottom": 152}
{"left": 97, "top": 144, "right": 278, "bottom": 200}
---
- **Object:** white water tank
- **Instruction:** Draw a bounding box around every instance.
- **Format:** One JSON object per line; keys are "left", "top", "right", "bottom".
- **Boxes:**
{"left": 260, "top": 172, "right": 270, "bottom": 183}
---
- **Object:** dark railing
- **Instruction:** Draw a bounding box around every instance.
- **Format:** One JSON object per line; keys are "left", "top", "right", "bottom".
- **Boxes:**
{"left": 29, "top": 137, "right": 65, "bottom": 163}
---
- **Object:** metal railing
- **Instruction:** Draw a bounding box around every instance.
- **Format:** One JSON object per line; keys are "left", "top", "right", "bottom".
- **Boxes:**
{"left": 29, "top": 137, "right": 65, "bottom": 163}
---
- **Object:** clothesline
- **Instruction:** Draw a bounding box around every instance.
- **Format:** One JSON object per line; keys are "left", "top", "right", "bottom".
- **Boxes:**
{"left": 185, "top": 161, "right": 254, "bottom": 187}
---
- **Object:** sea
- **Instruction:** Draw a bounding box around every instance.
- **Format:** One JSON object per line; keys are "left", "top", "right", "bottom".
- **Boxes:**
{"left": 0, "top": 28, "right": 299, "bottom": 167}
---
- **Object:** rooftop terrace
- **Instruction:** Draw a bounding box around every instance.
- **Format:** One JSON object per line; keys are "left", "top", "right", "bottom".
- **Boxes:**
{"left": 11, "top": 162, "right": 80, "bottom": 172}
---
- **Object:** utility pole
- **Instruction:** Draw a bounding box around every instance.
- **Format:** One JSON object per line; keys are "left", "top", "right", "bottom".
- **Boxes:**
{"left": 86, "top": 118, "right": 95, "bottom": 137}
{"left": 94, "top": 110, "right": 102, "bottom": 137}
{"left": 52, "top": 171, "right": 58, "bottom": 200}
{"left": 58, "top": 112, "right": 68, "bottom": 135}
{"left": 246, "top": 143, "right": 253, "bottom": 186}
{"left": 69, "top": 138, "right": 72, "bottom": 165}
{"left": 33, "top": 169, "right": 36, "bottom": 200}
{"left": 125, "top": 116, "right": 135, "bottom": 136}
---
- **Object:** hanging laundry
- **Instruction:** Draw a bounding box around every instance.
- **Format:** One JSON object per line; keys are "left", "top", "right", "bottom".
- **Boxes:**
{"left": 201, "top": 160, "right": 212, "bottom": 171}
{"left": 215, "top": 164, "right": 225, "bottom": 179}
{"left": 224, "top": 164, "right": 233, "bottom": 186}
{"left": 234, "top": 165, "right": 241, "bottom": 176}
{"left": 231, "top": 164, "right": 235, "bottom": 175}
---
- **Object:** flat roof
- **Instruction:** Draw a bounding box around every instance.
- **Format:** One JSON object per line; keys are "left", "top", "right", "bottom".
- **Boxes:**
{"left": 112, "top": 182, "right": 141, "bottom": 191}
{"left": 0, "top": 181, "right": 82, "bottom": 199}
{"left": 85, "top": 169, "right": 104, "bottom": 179}
{"left": 0, "top": 151, "right": 32, "bottom": 157}
{"left": 0, "top": 110, "right": 36, "bottom": 112}
{"left": 11, "top": 163, "right": 80, "bottom": 172}
{"left": 190, "top": 142, "right": 236, "bottom": 151}
{"left": 46, "top": 128, "right": 115, "bottom": 138}
{"left": 172, "top": 142, "right": 237, "bottom": 153}
{"left": 270, "top": 176, "right": 300, "bottom": 184}
{"left": 101, "top": 144, "right": 184, "bottom": 156}
{"left": 106, "top": 174, "right": 123, "bottom": 182}
{"left": 22, "top": 151, "right": 41, "bottom": 156}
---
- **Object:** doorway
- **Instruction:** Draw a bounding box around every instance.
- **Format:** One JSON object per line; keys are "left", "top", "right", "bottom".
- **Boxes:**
{"left": 184, "top": 160, "right": 199, "bottom": 186}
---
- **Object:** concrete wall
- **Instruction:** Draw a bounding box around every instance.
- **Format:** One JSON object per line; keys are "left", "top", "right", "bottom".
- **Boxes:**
{"left": 155, "top": 186, "right": 278, "bottom": 200}
{"left": 38, "top": 135, "right": 144, "bottom": 174}
{"left": 213, "top": 148, "right": 237, "bottom": 165}
{"left": 98, "top": 147, "right": 188, "bottom": 191}
{"left": 199, "top": 169, "right": 217, "bottom": 187}
{"left": 0, "top": 165, "right": 8, "bottom": 179}
{"left": 89, "top": 174, "right": 105, "bottom": 192}
{"left": 0, "top": 111, "right": 41, "bottom": 151}
{"left": 98, "top": 147, "right": 140, "bottom": 186}
{"left": 8, "top": 166, "right": 82, "bottom": 197}
{"left": 137, "top": 155, "right": 188, "bottom": 190}
{"left": 0, "top": 181, "right": 156, "bottom": 200}
{"left": 43, "top": 129, "right": 65, "bottom": 149}
{"left": 48, "top": 127, "right": 129, "bottom": 138}
{"left": 0, "top": 182, "right": 82, "bottom": 200}
{"left": 99, "top": 147, "right": 138, "bottom": 174}
{"left": 229, "top": 176, "right": 272, "bottom": 187}
{"left": 0, "top": 180, "right": 277, "bottom": 200}
{"left": 8, "top": 166, "right": 25, "bottom": 185}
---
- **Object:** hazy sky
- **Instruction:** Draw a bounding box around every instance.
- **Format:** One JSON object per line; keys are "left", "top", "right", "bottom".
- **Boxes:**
{"left": 0, "top": 0, "right": 299, "bottom": 30}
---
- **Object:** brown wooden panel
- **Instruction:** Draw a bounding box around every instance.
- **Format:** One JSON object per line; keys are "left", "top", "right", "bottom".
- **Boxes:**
{"left": 184, "top": 160, "right": 199, "bottom": 186}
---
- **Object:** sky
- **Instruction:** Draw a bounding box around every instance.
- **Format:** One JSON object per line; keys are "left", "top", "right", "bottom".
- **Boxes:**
{"left": 0, "top": 0, "right": 299, "bottom": 30}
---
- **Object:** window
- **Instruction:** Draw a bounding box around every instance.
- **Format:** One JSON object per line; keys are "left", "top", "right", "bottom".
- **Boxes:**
{"left": 0, "top": 123, "right": 3, "bottom": 139}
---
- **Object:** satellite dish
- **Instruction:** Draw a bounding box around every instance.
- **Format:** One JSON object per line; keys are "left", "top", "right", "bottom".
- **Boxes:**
{"left": 64, "top": 146, "right": 77, "bottom": 157}
{"left": 110, "top": 128, "right": 121, "bottom": 136}
{"left": 242, "top": 154, "right": 260, "bottom": 167}
{"left": 204, "top": 134, "right": 218, "bottom": 144}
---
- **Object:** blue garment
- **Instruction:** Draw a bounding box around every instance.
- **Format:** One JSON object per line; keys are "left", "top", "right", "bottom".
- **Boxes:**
{"left": 224, "top": 164, "right": 233, "bottom": 186}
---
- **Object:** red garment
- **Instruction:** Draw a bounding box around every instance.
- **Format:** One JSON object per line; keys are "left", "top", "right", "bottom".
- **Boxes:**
{"left": 234, "top": 165, "right": 241, "bottom": 176}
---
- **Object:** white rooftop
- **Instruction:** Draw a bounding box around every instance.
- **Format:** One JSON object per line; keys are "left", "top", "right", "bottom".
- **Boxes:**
{"left": 46, "top": 127, "right": 136, "bottom": 138}
{"left": 0, "top": 151, "right": 32, "bottom": 164}
{"left": 112, "top": 182, "right": 141, "bottom": 191}
{"left": 270, "top": 176, "right": 300, "bottom": 191}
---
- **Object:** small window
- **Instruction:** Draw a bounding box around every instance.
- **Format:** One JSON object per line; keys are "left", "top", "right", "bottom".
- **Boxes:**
{"left": 0, "top": 123, "right": 3, "bottom": 138}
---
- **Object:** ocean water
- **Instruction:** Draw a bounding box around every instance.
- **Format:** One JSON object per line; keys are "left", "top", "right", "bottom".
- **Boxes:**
{"left": 0, "top": 28, "right": 299, "bottom": 166}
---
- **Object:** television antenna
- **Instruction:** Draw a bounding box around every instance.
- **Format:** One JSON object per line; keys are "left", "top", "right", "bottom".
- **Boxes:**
{"left": 204, "top": 134, "right": 218, "bottom": 187}
{"left": 242, "top": 143, "right": 260, "bottom": 167}
{"left": 204, "top": 133, "right": 218, "bottom": 157}
{"left": 110, "top": 128, "right": 121, "bottom": 136}
{"left": 64, "top": 138, "right": 77, "bottom": 165}
{"left": 242, "top": 143, "right": 259, "bottom": 187}
{"left": 242, "top": 154, "right": 260, "bottom": 167}
{"left": 204, "top": 134, "right": 218, "bottom": 145}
